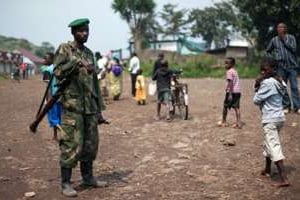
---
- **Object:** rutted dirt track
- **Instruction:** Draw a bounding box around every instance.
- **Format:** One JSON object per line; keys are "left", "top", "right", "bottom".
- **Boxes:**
{"left": 0, "top": 75, "right": 300, "bottom": 200}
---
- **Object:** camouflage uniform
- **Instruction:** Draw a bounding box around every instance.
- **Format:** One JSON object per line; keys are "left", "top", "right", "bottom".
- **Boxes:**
{"left": 54, "top": 41, "right": 105, "bottom": 168}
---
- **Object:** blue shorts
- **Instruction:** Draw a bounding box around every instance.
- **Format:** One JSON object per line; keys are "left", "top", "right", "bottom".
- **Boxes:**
{"left": 47, "top": 102, "right": 62, "bottom": 127}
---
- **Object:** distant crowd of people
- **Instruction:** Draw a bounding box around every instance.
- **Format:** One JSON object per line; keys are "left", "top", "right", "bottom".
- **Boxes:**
{"left": 11, "top": 62, "right": 35, "bottom": 81}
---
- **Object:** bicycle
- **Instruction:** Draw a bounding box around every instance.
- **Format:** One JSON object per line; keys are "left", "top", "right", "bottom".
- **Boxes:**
{"left": 170, "top": 70, "right": 189, "bottom": 120}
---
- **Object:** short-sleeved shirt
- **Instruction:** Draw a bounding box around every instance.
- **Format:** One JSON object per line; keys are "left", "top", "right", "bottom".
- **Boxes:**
{"left": 44, "top": 64, "right": 58, "bottom": 96}
{"left": 226, "top": 68, "right": 241, "bottom": 93}
{"left": 152, "top": 68, "right": 173, "bottom": 91}
{"left": 152, "top": 59, "right": 162, "bottom": 76}
{"left": 129, "top": 56, "right": 140, "bottom": 74}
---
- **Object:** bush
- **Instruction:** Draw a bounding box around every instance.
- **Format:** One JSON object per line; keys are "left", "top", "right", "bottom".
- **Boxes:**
{"left": 140, "top": 53, "right": 260, "bottom": 78}
{"left": 0, "top": 73, "right": 9, "bottom": 81}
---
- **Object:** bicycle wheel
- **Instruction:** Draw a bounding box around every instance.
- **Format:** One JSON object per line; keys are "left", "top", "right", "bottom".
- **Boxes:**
{"left": 170, "top": 103, "right": 175, "bottom": 116}
{"left": 177, "top": 89, "right": 188, "bottom": 120}
{"left": 169, "top": 89, "right": 176, "bottom": 116}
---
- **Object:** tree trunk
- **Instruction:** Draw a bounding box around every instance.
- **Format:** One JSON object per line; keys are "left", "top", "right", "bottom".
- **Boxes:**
{"left": 133, "top": 29, "right": 142, "bottom": 54}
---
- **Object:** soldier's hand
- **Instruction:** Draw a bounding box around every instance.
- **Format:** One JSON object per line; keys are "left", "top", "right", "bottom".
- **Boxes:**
{"left": 79, "top": 60, "right": 95, "bottom": 74}
{"left": 79, "top": 59, "right": 89, "bottom": 67}
{"left": 86, "top": 64, "right": 95, "bottom": 74}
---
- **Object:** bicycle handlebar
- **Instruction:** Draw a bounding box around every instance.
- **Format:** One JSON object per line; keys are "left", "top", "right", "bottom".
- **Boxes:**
{"left": 172, "top": 69, "right": 183, "bottom": 76}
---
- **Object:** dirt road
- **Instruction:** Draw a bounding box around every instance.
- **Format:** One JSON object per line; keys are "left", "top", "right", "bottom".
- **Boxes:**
{"left": 0, "top": 75, "right": 299, "bottom": 200}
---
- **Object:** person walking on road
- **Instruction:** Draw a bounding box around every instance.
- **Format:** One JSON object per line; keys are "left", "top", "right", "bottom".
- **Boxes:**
{"left": 129, "top": 52, "right": 140, "bottom": 97}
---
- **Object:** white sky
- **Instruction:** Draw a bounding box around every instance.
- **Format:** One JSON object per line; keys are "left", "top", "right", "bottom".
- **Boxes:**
{"left": 0, "top": 0, "right": 217, "bottom": 55}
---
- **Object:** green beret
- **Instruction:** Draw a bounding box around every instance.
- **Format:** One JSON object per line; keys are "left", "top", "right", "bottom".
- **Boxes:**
{"left": 68, "top": 18, "right": 90, "bottom": 28}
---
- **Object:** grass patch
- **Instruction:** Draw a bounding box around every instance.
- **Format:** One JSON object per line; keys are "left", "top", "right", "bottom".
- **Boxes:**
{"left": 139, "top": 54, "right": 260, "bottom": 79}
{"left": 0, "top": 73, "right": 9, "bottom": 81}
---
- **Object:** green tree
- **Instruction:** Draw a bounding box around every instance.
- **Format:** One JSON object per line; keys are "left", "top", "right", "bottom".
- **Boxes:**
{"left": 112, "top": 0, "right": 156, "bottom": 53}
{"left": 140, "top": 13, "right": 161, "bottom": 48}
{"left": 232, "top": 0, "right": 300, "bottom": 54}
{"left": 159, "top": 4, "right": 189, "bottom": 40}
{"left": 35, "top": 42, "right": 55, "bottom": 57}
{"left": 0, "top": 36, "right": 33, "bottom": 51}
{"left": 189, "top": 2, "right": 238, "bottom": 49}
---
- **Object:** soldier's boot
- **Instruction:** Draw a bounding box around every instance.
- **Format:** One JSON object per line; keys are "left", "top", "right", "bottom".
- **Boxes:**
{"left": 61, "top": 167, "right": 77, "bottom": 197}
{"left": 80, "top": 161, "right": 108, "bottom": 188}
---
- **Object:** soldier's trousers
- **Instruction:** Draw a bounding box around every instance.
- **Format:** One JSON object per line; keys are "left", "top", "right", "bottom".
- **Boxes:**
{"left": 58, "top": 111, "right": 99, "bottom": 168}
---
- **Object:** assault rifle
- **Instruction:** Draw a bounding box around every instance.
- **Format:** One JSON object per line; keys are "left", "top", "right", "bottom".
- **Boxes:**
{"left": 29, "top": 65, "right": 109, "bottom": 133}
{"left": 36, "top": 75, "right": 54, "bottom": 118}
{"left": 29, "top": 77, "right": 71, "bottom": 133}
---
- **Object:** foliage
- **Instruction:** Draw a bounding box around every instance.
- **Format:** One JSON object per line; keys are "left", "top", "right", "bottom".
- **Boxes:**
{"left": 35, "top": 42, "right": 55, "bottom": 58}
{"left": 159, "top": 4, "right": 189, "bottom": 40}
{"left": 140, "top": 13, "right": 161, "bottom": 48}
{"left": 139, "top": 54, "right": 259, "bottom": 79}
{"left": 232, "top": 0, "right": 300, "bottom": 55}
{"left": 188, "top": 2, "right": 238, "bottom": 49}
{"left": 112, "top": 0, "right": 156, "bottom": 53}
{"left": 0, "top": 73, "right": 9, "bottom": 81}
{"left": 0, "top": 35, "right": 33, "bottom": 51}
{"left": 0, "top": 35, "right": 54, "bottom": 57}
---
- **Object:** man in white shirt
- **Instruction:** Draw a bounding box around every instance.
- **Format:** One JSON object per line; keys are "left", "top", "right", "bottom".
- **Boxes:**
{"left": 96, "top": 52, "right": 109, "bottom": 97}
{"left": 97, "top": 55, "right": 108, "bottom": 80}
{"left": 129, "top": 52, "right": 140, "bottom": 97}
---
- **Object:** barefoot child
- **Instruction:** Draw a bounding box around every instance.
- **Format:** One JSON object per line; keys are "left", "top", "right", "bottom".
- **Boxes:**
{"left": 135, "top": 69, "right": 146, "bottom": 105}
{"left": 152, "top": 60, "right": 173, "bottom": 121}
{"left": 218, "top": 57, "right": 242, "bottom": 128}
{"left": 253, "top": 57, "right": 289, "bottom": 187}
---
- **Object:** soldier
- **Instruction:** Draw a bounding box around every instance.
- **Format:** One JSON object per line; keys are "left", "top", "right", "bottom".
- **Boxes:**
{"left": 53, "top": 18, "right": 107, "bottom": 197}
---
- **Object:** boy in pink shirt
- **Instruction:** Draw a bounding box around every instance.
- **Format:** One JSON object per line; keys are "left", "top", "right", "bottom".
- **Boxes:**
{"left": 218, "top": 57, "right": 242, "bottom": 128}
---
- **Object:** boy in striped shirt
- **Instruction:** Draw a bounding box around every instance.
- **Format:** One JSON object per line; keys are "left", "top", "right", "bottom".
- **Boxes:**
{"left": 218, "top": 57, "right": 242, "bottom": 128}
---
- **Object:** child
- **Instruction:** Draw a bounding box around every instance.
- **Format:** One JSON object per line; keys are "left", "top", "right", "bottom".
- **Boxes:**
{"left": 218, "top": 57, "right": 242, "bottom": 128}
{"left": 135, "top": 69, "right": 146, "bottom": 105}
{"left": 43, "top": 52, "right": 62, "bottom": 141}
{"left": 152, "top": 60, "right": 173, "bottom": 121}
{"left": 253, "top": 57, "right": 289, "bottom": 187}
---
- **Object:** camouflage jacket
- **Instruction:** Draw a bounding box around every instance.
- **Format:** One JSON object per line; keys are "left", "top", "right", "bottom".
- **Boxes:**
{"left": 54, "top": 41, "right": 105, "bottom": 114}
